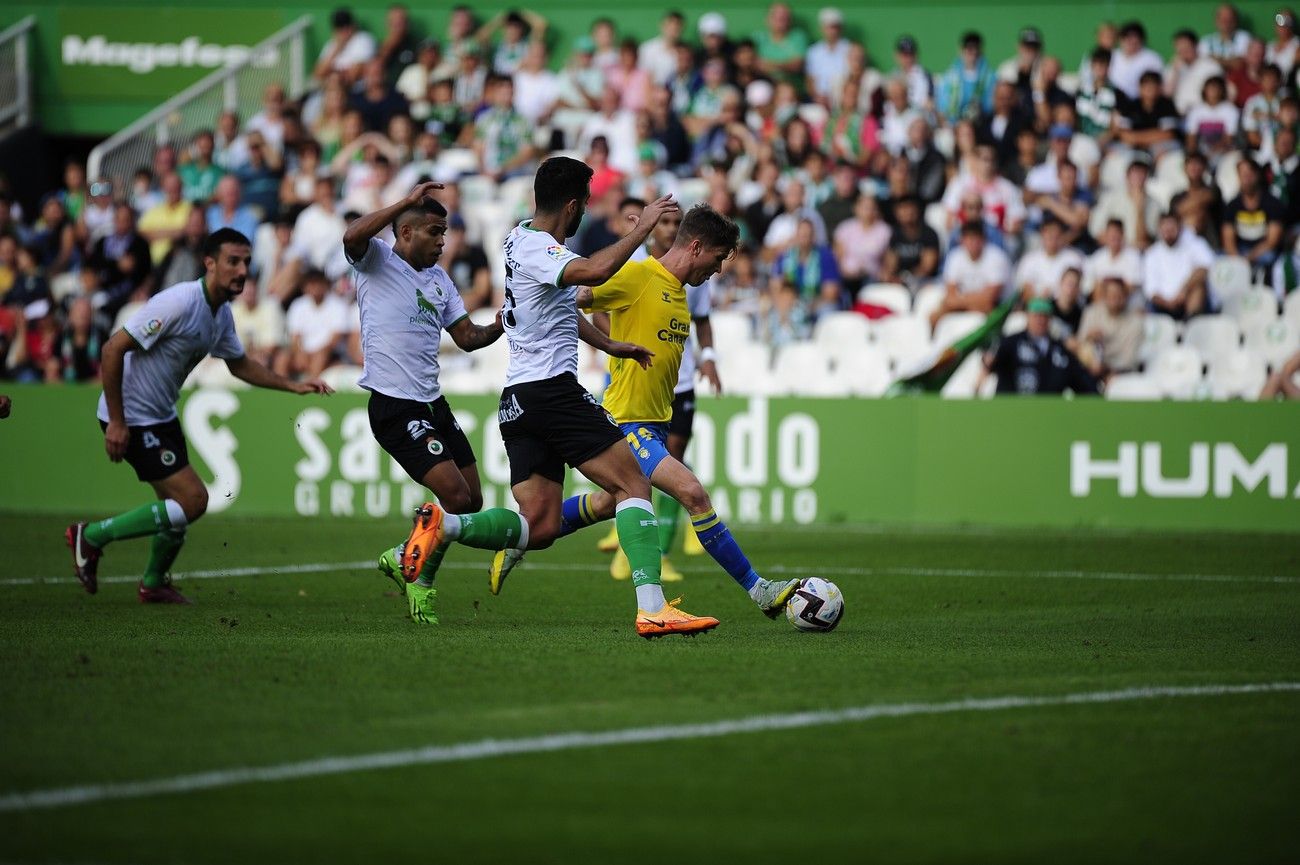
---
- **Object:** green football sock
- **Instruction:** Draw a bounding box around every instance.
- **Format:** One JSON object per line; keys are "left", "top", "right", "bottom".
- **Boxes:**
{"left": 84, "top": 501, "right": 174, "bottom": 547}
{"left": 416, "top": 542, "right": 449, "bottom": 588}
{"left": 143, "top": 528, "right": 186, "bottom": 589}
{"left": 655, "top": 490, "right": 681, "bottom": 554}
{"left": 615, "top": 499, "right": 662, "bottom": 589}
{"left": 454, "top": 508, "right": 525, "bottom": 550}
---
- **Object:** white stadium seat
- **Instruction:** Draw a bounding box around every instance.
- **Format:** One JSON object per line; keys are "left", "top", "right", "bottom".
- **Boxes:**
{"left": 1243, "top": 319, "right": 1300, "bottom": 367}
{"left": 911, "top": 283, "right": 946, "bottom": 323}
{"left": 812, "top": 310, "right": 871, "bottom": 348}
{"left": 872, "top": 314, "right": 932, "bottom": 370}
{"left": 940, "top": 352, "right": 987, "bottom": 399}
{"left": 856, "top": 283, "right": 911, "bottom": 316}
{"left": 932, "top": 125, "right": 955, "bottom": 160}
{"left": 932, "top": 311, "right": 985, "bottom": 347}
{"left": 832, "top": 345, "right": 893, "bottom": 397}
{"left": 1207, "top": 349, "right": 1269, "bottom": 400}
{"left": 1181, "top": 315, "right": 1241, "bottom": 365}
{"left": 1003, "top": 310, "right": 1027, "bottom": 334}
{"left": 717, "top": 343, "right": 772, "bottom": 395}
{"left": 1283, "top": 290, "right": 1300, "bottom": 330}
{"left": 1221, "top": 286, "right": 1279, "bottom": 333}
{"left": 1210, "top": 255, "right": 1251, "bottom": 300}
{"left": 1215, "top": 150, "right": 1242, "bottom": 201}
{"left": 675, "top": 177, "right": 710, "bottom": 210}
{"left": 1148, "top": 346, "right": 1205, "bottom": 399}
{"left": 497, "top": 175, "right": 534, "bottom": 215}
{"left": 707, "top": 311, "right": 754, "bottom": 350}
{"left": 924, "top": 202, "right": 948, "bottom": 241}
{"left": 320, "top": 364, "right": 364, "bottom": 393}
{"left": 435, "top": 148, "right": 479, "bottom": 180}
{"left": 1105, "top": 373, "right": 1162, "bottom": 400}
{"left": 1098, "top": 149, "right": 1128, "bottom": 192}
{"left": 771, "top": 343, "right": 834, "bottom": 396}
{"left": 1138, "top": 313, "right": 1180, "bottom": 365}
{"left": 185, "top": 357, "right": 249, "bottom": 390}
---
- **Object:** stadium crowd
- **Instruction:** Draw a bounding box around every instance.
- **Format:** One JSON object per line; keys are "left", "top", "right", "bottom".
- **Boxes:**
{"left": 1, "top": 3, "right": 1299, "bottom": 397}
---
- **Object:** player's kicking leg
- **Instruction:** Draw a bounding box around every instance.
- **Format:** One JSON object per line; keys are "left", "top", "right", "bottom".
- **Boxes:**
{"left": 665, "top": 426, "right": 704, "bottom": 558}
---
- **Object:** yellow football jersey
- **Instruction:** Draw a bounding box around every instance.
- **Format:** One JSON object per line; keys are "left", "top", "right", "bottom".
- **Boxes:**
{"left": 581, "top": 257, "right": 689, "bottom": 423}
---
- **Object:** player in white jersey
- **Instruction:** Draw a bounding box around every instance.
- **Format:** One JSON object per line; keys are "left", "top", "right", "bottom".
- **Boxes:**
{"left": 65, "top": 229, "right": 333, "bottom": 604}
{"left": 488, "top": 155, "right": 719, "bottom": 638}
{"left": 341, "top": 182, "right": 524, "bottom": 624}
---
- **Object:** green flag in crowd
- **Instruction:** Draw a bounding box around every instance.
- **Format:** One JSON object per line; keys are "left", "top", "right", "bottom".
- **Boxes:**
{"left": 886, "top": 293, "right": 1021, "bottom": 395}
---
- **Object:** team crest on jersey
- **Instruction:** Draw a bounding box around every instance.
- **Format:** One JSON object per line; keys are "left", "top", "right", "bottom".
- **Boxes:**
{"left": 427, "top": 438, "right": 444, "bottom": 455}
{"left": 160, "top": 449, "right": 176, "bottom": 467}
{"left": 406, "top": 419, "right": 435, "bottom": 440}
{"left": 545, "top": 245, "right": 567, "bottom": 260}
{"left": 144, "top": 319, "right": 163, "bottom": 336}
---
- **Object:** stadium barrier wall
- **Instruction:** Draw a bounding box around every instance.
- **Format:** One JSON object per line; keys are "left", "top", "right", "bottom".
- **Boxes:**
{"left": 2, "top": 385, "right": 1298, "bottom": 533}
{"left": 7, "top": 1, "right": 1288, "bottom": 138}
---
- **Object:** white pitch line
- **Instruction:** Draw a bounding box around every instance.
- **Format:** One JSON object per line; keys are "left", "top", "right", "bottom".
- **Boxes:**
{"left": 7, "top": 559, "right": 1297, "bottom": 588}
{"left": 1, "top": 681, "right": 1296, "bottom": 813}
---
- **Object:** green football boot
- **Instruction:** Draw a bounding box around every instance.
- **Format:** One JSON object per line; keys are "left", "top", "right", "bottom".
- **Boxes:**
{"left": 754, "top": 578, "right": 804, "bottom": 619}
{"left": 377, "top": 544, "right": 405, "bottom": 591}
{"left": 405, "top": 582, "right": 439, "bottom": 625}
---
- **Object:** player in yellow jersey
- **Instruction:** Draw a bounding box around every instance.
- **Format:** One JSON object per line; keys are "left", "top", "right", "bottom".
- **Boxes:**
{"left": 489, "top": 205, "right": 803, "bottom": 617}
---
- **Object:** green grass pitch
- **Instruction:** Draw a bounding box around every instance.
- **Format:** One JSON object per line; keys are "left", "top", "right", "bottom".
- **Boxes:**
{"left": 0, "top": 512, "right": 1296, "bottom": 864}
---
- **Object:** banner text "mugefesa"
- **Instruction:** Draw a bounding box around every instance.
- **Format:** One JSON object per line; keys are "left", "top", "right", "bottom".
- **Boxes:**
{"left": 61, "top": 35, "right": 280, "bottom": 74}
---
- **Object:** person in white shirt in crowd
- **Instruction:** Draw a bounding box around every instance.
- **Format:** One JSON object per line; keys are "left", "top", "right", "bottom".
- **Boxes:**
{"left": 1266, "top": 9, "right": 1299, "bottom": 77}
{"left": 892, "top": 35, "right": 932, "bottom": 112}
{"left": 805, "top": 8, "right": 852, "bottom": 106}
{"left": 284, "top": 268, "right": 350, "bottom": 379}
{"left": 396, "top": 40, "right": 441, "bottom": 115}
{"left": 1077, "top": 21, "right": 1118, "bottom": 92}
{"left": 932, "top": 221, "right": 1011, "bottom": 328}
{"left": 1166, "top": 28, "right": 1223, "bottom": 116}
{"left": 996, "top": 26, "right": 1044, "bottom": 90}
{"left": 1242, "top": 63, "right": 1284, "bottom": 157}
{"left": 763, "top": 179, "right": 829, "bottom": 258}
{"left": 879, "top": 78, "right": 920, "bottom": 155}
{"left": 1089, "top": 154, "right": 1160, "bottom": 249}
{"left": 1024, "top": 124, "right": 1079, "bottom": 198}
{"left": 231, "top": 276, "right": 286, "bottom": 371}
{"left": 1083, "top": 218, "right": 1143, "bottom": 297}
{"left": 291, "top": 176, "right": 348, "bottom": 278}
{"left": 1199, "top": 3, "right": 1251, "bottom": 72}
{"left": 314, "top": 8, "right": 378, "bottom": 86}
{"left": 245, "top": 82, "right": 288, "bottom": 159}
{"left": 577, "top": 87, "right": 639, "bottom": 175}
{"left": 1015, "top": 217, "right": 1085, "bottom": 297}
{"left": 514, "top": 41, "right": 560, "bottom": 126}
{"left": 1110, "top": 21, "right": 1165, "bottom": 101}
{"left": 942, "top": 144, "right": 1026, "bottom": 236}
{"left": 638, "top": 11, "right": 684, "bottom": 85}
{"left": 1185, "top": 75, "right": 1241, "bottom": 164}
{"left": 1142, "top": 212, "right": 1214, "bottom": 319}
{"left": 341, "top": 153, "right": 397, "bottom": 216}
{"left": 555, "top": 36, "right": 605, "bottom": 112}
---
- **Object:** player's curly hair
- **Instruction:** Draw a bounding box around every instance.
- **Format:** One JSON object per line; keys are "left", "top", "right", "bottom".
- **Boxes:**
{"left": 535, "top": 156, "right": 594, "bottom": 213}
{"left": 676, "top": 204, "right": 740, "bottom": 254}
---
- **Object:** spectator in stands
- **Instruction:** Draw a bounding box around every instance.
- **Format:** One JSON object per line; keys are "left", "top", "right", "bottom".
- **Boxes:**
{"left": 315, "top": 8, "right": 378, "bottom": 85}
{"left": 1143, "top": 212, "right": 1213, "bottom": 318}
{"left": 741, "top": 160, "right": 783, "bottom": 245}
{"left": 805, "top": 8, "right": 851, "bottom": 106}
{"left": 1084, "top": 219, "right": 1143, "bottom": 297}
{"left": 25, "top": 195, "right": 77, "bottom": 277}
{"left": 284, "top": 269, "right": 348, "bottom": 379}
{"left": 880, "top": 196, "right": 940, "bottom": 288}
{"left": 155, "top": 208, "right": 207, "bottom": 290}
{"left": 1077, "top": 48, "right": 1119, "bottom": 147}
{"left": 1268, "top": 9, "right": 1299, "bottom": 78}
{"left": 1242, "top": 64, "right": 1284, "bottom": 156}
{"left": 589, "top": 18, "right": 620, "bottom": 79}
{"left": 997, "top": 27, "right": 1044, "bottom": 111}
{"left": 935, "top": 31, "right": 997, "bottom": 123}
{"left": 764, "top": 179, "right": 828, "bottom": 257}
{"left": 247, "top": 83, "right": 289, "bottom": 158}
{"left": 817, "top": 162, "right": 858, "bottom": 236}
{"left": 179, "top": 130, "right": 225, "bottom": 205}
{"left": 352, "top": 59, "right": 410, "bottom": 133}
{"left": 341, "top": 153, "right": 395, "bottom": 215}
{"left": 1110, "top": 21, "right": 1165, "bottom": 102}
{"left": 231, "top": 278, "right": 286, "bottom": 371}
{"left": 1078, "top": 21, "right": 1118, "bottom": 92}
{"left": 78, "top": 179, "right": 115, "bottom": 246}
{"left": 1016, "top": 217, "right": 1085, "bottom": 297}
{"left": 903, "top": 119, "right": 948, "bottom": 207}
{"left": 137, "top": 173, "right": 192, "bottom": 266}
{"left": 1051, "top": 265, "right": 1087, "bottom": 333}
{"left": 1266, "top": 124, "right": 1300, "bottom": 218}
{"left": 205, "top": 176, "right": 260, "bottom": 248}
{"left": 479, "top": 9, "right": 546, "bottom": 77}
{"left": 234, "top": 132, "right": 283, "bottom": 218}
{"left": 514, "top": 42, "right": 560, "bottom": 127}
{"left": 879, "top": 79, "right": 917, "bottom": 155}
{"left": 1169, "top": 151, "right": 1225, "bottom": 242}
{"left": 1259, "top": 349, "right": 1300, "bottom": 398}
{"left": 1167, "top": 28, "right": 1223, "bottom": 116}
{"left": 1029, "top": 56, "right": 1075, "bottom": 131}
{"left": 1200, "top": 3, "right": 1250, "bottom": 71}
{"left": 754, "top": 3, "right": 808, "bottom": 86}
{"left": 684, "top": 59, "right": 732, "bottom": 139}
{"left": 377, "top": 3, "right": 416, "bottom": 84}
{"left": 453, "top": 45, "right": 488, "bottom": 110}
{"left": 1117, "top": 70, "right": 1181, "bottom": 162}
{"left": 1077, "top": 275, "right": 1143, "bottom": 376}
{"left": 279, "top": 140, "right": 324, "bottom": 211}
{"left": 4, "top": 244, "right": 51, "bottom": 310}
{"left": 1229, "top": 38, "right": 1266, "bottom": 106}
{"left": 57, "top": 296, "right": 104, "bottom": 383}
{"left": 425, "top": 79, "right": 470, "bottom": 148}
{"left": 555, "top": 36, "right": 604, "bottom": 114}
{"left": 933, "top": 221, "right": 1010, "bottom": 327}
{"left": 292, "top": 177, "right": 347, "bottom": 273}
{"left": 7, "top": 299, "right": 60, "bottom": 383}
{"left": 442, "top": 215, "right": 493, "bottom": 309}
{"left": 761, "top": 280, "right": 811, "bottom": 346}
{"left": 942, "top": 144, "right": 1026, "bottom": 236}
{"left": 474, "top": 75, "right": 538, "bottom": 182}
{"left": 892, "top": 36, "right": 932, "bottom": 111}
{"left": 437, "top": 6, "right": 478, "bottom": 80}
{"left": 1090, "top": 154, "right": 1159, "bottom": 248}
{"left": 0, "top": 235, "right": 14, "bottom": 300}
{"left": 638, "top": 11, "right": 684, "bottom": 86}
{"left": 397, "top": 40, "right": 439, "bottom": 115}
{"left": 1223, "top": 157, "right": 1287, "bottom": 273}
{"left": 979, "top": 296, "right": 1101, "bottom": 394}
{"left": 1036, "top": 160, "right": 1093, "bottom": 249}
{"left": 1185, "top": 75, "right": 1240, "bottom": 164}
{"left": 833, "top": 194, "right": 891, "bottom": 291}
{"left": 976, "top": 80, "right": 1031, "bottom": 169}
{"left": 772, "top": 217, "right": 843, "bottom": 315}
{"left": 87, "top": 203, "right": 151, "bottom": 316}
{"left": 573, "top": 189, "right": 634, "bottom": 257}
{"left": 57, "top": 161, "right": 88, "bottom": 225}
{"left": 1004, "top": 127, "right": 1039, "bottom": 187}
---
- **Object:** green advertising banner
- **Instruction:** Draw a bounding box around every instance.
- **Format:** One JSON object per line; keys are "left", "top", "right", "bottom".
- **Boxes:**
{"left": 1, "top": 385, "right": 1298, "bottom": 533}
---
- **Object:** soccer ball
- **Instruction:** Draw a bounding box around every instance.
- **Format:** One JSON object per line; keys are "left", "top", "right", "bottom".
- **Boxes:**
{"left": 785, "top": 577, "right": 844, "bottom": 632}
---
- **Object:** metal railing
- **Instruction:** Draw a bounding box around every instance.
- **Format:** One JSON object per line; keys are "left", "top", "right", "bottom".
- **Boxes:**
{"left": 87, "top": 15, "right": 311, "bottom": 190}
{"left": 0, "top": 15, "right": 35, "bottom": 136}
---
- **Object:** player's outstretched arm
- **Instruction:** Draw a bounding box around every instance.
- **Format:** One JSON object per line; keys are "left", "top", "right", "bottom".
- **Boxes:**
{"left": 342, "top": 181, "right": 444, "bottom": 261}
{"left": 577, "top": 314, "right": 653, "bottom": 369}
{"left": 447, "top": 311, "right": 505, "bottom": 352}
{"left": 562, "top": 195, "right": 679, "bottom": 287}
{"left": 100, "top": 329, "right": 138, "bottom": 462}
{"left": 225, "top": 355, "right": 335, "bottom": 395}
